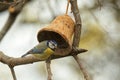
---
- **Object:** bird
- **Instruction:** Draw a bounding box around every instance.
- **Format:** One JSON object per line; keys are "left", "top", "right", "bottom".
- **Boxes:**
{"left": 21, "top": 40, "right": 57, "bottom": 60}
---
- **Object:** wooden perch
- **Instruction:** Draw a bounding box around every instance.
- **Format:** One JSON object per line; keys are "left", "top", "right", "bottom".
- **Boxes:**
{"left": 0, "top": 48, "right": 87, "bottom": 67}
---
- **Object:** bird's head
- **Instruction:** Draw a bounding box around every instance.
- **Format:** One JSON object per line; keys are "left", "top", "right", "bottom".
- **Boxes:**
{"left": 47, "top": 40, "right": 57, "bottom": 50}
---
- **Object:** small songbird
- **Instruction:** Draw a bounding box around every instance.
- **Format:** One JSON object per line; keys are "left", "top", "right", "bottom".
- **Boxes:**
{"left": 21, "top": 40, "right": 57, "bottom": 60}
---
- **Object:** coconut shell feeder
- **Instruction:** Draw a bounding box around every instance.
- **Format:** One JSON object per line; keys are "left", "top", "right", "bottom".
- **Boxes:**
{"left": 37, "top": 15, "right": 75, "bottom": 56}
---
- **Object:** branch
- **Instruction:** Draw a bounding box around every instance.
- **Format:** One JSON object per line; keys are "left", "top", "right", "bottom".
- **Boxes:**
{"left": 0, "top": 48, "right": 87, "bottom": 67}
{"left": 9, "top": 66, "right": 17, "bottom": 80}
{"left": 73, "top": 55, "right": 90, "bottom": 80}
{"left": 0, "top": 2, "right": 11, "bottom": 12}
{"left": 70, "top": 0, "right": 91, "bottom": 80}
{"left": 70, "top": 0, "right": 81, "bottom": 47}
{"left": 0, "top": 13, "right": 18, "bottom": 41}
{"left": 0, "top": 0, "right": 28, "bottom": 41}
{"left": 46, "top": 57, "right": 52, "bottom": 80}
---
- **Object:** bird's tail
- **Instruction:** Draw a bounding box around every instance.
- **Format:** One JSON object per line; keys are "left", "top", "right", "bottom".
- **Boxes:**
{"left": 21, "top": 51, "right": 32, "bottom": 57}
{"left": 21, "top": 53, "right": 28, "bottom": 57}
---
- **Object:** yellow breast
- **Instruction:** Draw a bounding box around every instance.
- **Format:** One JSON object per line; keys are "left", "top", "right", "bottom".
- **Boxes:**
{"left": 33, "top": 48, "right": 54, "bottom": 60}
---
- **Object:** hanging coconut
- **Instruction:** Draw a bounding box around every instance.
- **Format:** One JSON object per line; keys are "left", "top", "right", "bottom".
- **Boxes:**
{"left": 37, "top": 15, "right": 75, "bottom": 56}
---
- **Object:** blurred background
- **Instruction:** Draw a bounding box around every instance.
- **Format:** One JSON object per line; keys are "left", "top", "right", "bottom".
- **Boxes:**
{"left": 0, "top": 0, "right": 120, "bottom": 80}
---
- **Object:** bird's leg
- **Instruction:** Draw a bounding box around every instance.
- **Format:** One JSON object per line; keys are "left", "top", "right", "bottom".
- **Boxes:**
{"left": 46, "top": 56, "right": 52, "bottom": 80}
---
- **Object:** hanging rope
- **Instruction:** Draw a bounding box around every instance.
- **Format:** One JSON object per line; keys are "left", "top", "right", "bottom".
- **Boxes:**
{"left": 65, "top": 0, "right": 70, "bottom": 14}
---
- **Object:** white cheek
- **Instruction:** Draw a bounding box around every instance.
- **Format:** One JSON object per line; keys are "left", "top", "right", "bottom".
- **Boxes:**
{"left": 49, "top": 44, "right": 54, "bottom": 49}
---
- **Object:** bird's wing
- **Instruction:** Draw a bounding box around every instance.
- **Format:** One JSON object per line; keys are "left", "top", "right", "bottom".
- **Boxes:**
{"left": 31, "top": 47, "right": 47, "bottom": 53}
{"left": 21, "top": 41, "right": 48, "bottom": 57}
{"left": 31, "top": 41, "right": 48, "bottom": 53}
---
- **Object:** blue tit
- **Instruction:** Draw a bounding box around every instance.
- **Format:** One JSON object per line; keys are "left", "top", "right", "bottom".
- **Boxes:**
{"left": 21, "top": 40, "right": 57, "bottom": 60}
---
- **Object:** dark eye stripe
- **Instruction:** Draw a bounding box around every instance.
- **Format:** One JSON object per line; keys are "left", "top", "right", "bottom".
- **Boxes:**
{"left": 52, "top": 44, "right": 55, "bottom": 46}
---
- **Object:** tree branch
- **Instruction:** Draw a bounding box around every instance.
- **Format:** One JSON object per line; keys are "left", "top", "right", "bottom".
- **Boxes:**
{"left": 73, "top": 55, "right": 90, "bottom": 80}
{"left": 70, "top": 0, "right": 81, "bottom": 47}
{"left": 0, "top": 48, "right": 87, "bottom": 67}
{"left": 0, "top": 13, "right": 18, "bottom": 41}
{"left": 46, "top": 57, "right": 52, "bottom": 80}
{"left": 0, "top": 2, "right": 11, "bottom": 12}
{"left": 0, "top": 0, "right": 28, "bottom": 42}
{"left": 9, "top": 66, "right": 17, "bottom": 80}
{"left": 70, "top": 0, "right": 90, "bottom": 80}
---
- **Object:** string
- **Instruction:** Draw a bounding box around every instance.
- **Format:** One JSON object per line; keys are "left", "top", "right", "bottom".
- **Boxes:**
{"left": 65, "top": 0, "right": 70, "bottom": 14}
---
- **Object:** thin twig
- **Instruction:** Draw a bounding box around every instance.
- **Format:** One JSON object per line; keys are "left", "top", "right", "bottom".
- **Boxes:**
{"left": 0, "top": 0, "right": 28, "bottom": 42}
{"left": 65, "top": 0, "right": 70, "bottom": 14}
{"left": 73, "top": 55, "right": 90, "bottom": 80}
{"left": 46, "top": 57, "right": 52, "bottom": 80}
{"left": 9, "top": 66, "right": 17, "bottom": 80}
{"left": 0, "top": 13, "right": 18, "bottom": 41}
{"left": 70, "top": 0, "right": 81, "bottom": 47}
{"left": 73, "top": 56, "right": 90, "bottom": 80}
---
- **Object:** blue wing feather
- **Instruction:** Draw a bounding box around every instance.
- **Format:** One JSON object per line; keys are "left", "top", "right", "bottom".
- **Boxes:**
{"left": 21, "top": 41, "right": 48, "bottom": 57}
{"left": 31, "top": 47, "right": 46, "bottom": 53}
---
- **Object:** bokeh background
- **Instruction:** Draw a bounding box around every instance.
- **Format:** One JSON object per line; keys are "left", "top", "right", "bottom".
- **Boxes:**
{"left": 0, "top": 0, "right": 120, "bottom": 80}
